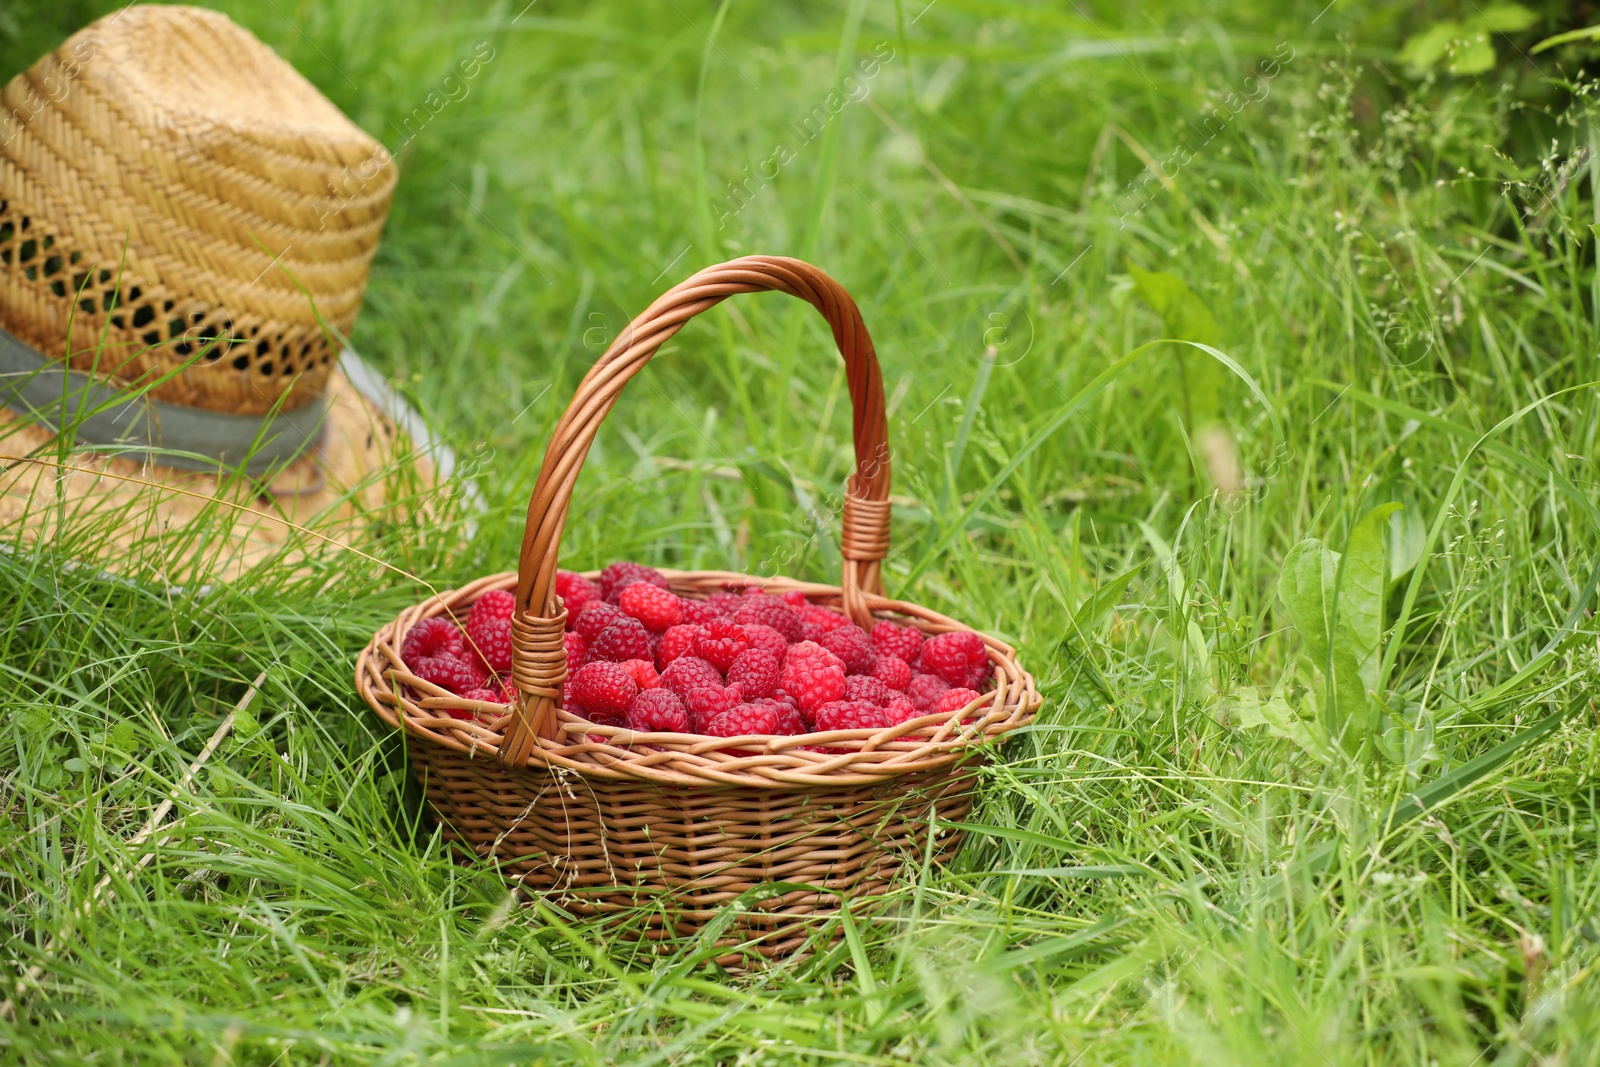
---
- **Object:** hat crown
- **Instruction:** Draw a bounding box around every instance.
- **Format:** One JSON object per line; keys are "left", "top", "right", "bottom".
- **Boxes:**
{"left": 0, "top": 5, "right": 395, "bottom": 415}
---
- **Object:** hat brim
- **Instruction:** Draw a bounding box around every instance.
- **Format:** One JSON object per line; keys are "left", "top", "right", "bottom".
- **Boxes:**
{"left": 0, "top": 356, "right": 454, "bottom": 582}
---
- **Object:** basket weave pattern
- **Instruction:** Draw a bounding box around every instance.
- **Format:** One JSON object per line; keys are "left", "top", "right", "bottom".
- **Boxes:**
{"left": 0, "top": 6, "right": 394, "bottom": 415}
{"left": 356, "top": 257, "right": 1039, "bottom": 959}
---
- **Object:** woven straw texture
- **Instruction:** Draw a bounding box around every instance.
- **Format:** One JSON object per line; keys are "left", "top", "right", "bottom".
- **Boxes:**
{"left": 355, "top": 257, "right": 1040, "bottom": 962}
{"left": 0, "top": 5, "right": 395, "bottom": 416}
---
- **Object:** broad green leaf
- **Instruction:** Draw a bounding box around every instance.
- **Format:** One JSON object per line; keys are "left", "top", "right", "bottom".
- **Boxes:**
{"left": 1447, "top": 34, "right": 1496, "bottom": 74}
{"left": 1475, "top": 3, "right": 1536, "bottom": 32}
{"left": 1233, "top": 686, "right": 1267, "bottom": 728}
{"left": 1185, "top": 618, "right": 1211, "bottom": 680}
{"left": 1071, "top": 566, "right": 1140, "bottom": 639}
{"left": 1400, "top": 20, "right": 1462, "bottom": 70}
{"left": 1337, "top": 502, "right": 1401, "bottom": 696}
{"left": 1386, "top": 501, "right": 1426, "bottom": 587}
{"left": 1278, "top": 538, "right": 1335, "bottom": 661}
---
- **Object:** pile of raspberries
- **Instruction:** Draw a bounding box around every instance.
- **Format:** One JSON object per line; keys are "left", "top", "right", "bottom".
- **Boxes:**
{"left": 399, "top": 560, "right": 994, "bottom": 738}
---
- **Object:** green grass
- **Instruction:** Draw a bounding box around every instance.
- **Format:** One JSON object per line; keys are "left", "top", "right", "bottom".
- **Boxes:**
{"left": 3, "top": 0, "right": 1599, "bottom": 1062}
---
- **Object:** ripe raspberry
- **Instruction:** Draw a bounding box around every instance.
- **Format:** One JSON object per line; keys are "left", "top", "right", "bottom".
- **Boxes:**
{"left": 844, "top": 674, "right": 895, "bottom": 707}
{"left": 936, "top": 688, "right": 983, "bottom": 714}
{"left": 680, "top": 597, "right": 723, "bottom": 625}
{"left": 457, "top": 687, "right": 503, "bottom": 705}
{"left": 798, "top": 604, "right": 850, "bottom": 643}
{"left": 693, "top": 619, "right": 751, "bottom": 673}
{"left": 401, "top": 616, "right": 465, "bottom": 668}
{"left": 563, "top": 631, "right": 589, "bottom": 670}
{"left": 779, "top": 590, "right": 809, "bottom": 608}
{"left": 820, "top": 624, "right": 877, "bottom": 676}
{"left": 619, "top": 659, "right": 660, "bottom": 691}
{"left": 685, "top": 683, "right": 745, "bottom": 732}
{"left": 884, "top": 696, "right": 920, "bottom": 725}
{"left": 870, "top": 620, "right": 925, "bottom": 664}
{"left": 655, "top": 624, "right": 703, "bottom": 670}
{"left": 920, "top": 631, "right": 992, "bottom": 689}
{"left": 707, "top": 592, "right": 746, "bottom": 615}
{"left": 625, "top": 688, "right": 690, "bottom": 732}
{"left": 770, "top": 702, "right": 806, "bottom": 735}
{"left": 464, "top": 590, "right": 516, "bottom": 674}
{"left": 739, "top": 623, "right": 790, "bottom": 661}
{"left": 412, "top": 652, "right": 488, "bottom": 695}
{"left": 726, "top": 648, "right": 781, "bottom": 699}
{"left": 619, "top": 582, "right": 683, "bottom": 632}
{"left": 733, "top": 595, "right": 803, "bottom": 642}
{"left": 906, "top": 672, "right": 951, "bottom": 712}
{"left": 566, "top": 661, "right": 639, "bottom": 723}
{"left": 495, "top": 676, "right": 520, "bottom": 704}
{"left": 556, "top": 570, "right": 602, "bottom": 618}
{"left": 813, "top": 700, "right": 890, "bottom": 732}
{"left": 573, "top": 602, "right": 626, "bottom": 642}
{"left": 590, "top": 618, "right": 653, "bottom": 663}
{"left": 779, "top": 642, "right": 846, "bottom": 714}
{"left": 785, "top": 639, "right": 843, "bottom": 671}
{"left": 871, "top": 653, "right": 912, "bottom": 692}
{"left": 660, "top": 655, "right": 723, "bottom": 698}
{"left": 704, "top": 702, "right": 780, "bottom": 737}
{"left": 600, "top": 561, "right": 670, "bottom": 603}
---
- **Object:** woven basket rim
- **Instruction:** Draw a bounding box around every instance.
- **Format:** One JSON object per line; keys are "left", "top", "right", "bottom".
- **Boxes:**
{"left": 355, "top": 569, "right": 1040, "bottom": 789}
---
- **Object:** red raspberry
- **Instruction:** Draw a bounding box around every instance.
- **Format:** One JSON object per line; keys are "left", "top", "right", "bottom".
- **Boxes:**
{"left": 456, "top": 688, "right": 504, "bottom": 714}
{"left": 739, "top": 623, "right": 790, "bottom": 661}
{"left": 693, "top": 619, "right": 750, "bottom": 673}
{"left": 870, "top": 620, "right": 924, "bottom": 664}
{"left": 464, "top": 589, "right": 516, "bottom": 674}
{"left": 770, "top": 702, "right": 806, "bottom": 735}
{"left": 871, "top": 653, "right": 912, "bottom": 692}
{"left": 814, "top": 700, "right": 890, "bottom": 732}
{"left": 680, "top": 597, "right": 722, "bottom": 625}
{"left": 820, "top": 624, "right": 877, "bottom": 676}
{"left": 591, "top": 618, "right": 653, "bottom": 663}
{"left": 573, "top": 602, "right": 626, "bottom": 642}
{"left": 401, "top": 616, "right": 465, "bottom": 668}
{"left": 563, "top": 631, "right": 589, "bottom": 670}
{"left": 844, "top": 674, "right": 895, "bottom": 706}
{"left": 704, "top": 702, "right": 779, "bottom": 737}
{"left": 566, "top": 661, "right": 638, "bottom": 723}
{"left": 733, "top": 595, "right": 803, "bottom": 642}
{"left": 884, "top": 696, "right": 919, "bottom": 725}
{"left": 495, "top": 676, "right": 520, "bottom": 704}
{"left": 920, "top": 631, "right": 992, "bottom": 689}
{"left": 779, "top": 642, "right": 847, "bottom": 714}
{"left": 936, "top": 687, "right": 983, "bottom": 714}
{"left": 798, "top": 605, "right": 850, "bottom": 643}
{"left": 707, "top": 592, "right": 746, "bottom": 615}
{"left": 660, "top": 655, "right": 723, "bottom": 698}
{"left": 619, "top": 582, "right": 683, "bottom": 632}
{"left": 600, "top": 561, "right": 670, "bottom": 603}
{"left": 625, "top": 688, "right": 690, "bottom": 732}
{"left": 906, "top": 672, "right": 951, "bottom": 712}
{"left": 779, "top": 590, "right": 809, "bottom": 608}
{"left": 411, "top": 652, "right": 488, "bottom": 695}
{"left": 619, "top": 659, "right": 660, "bottom": 691}
{"left": 556, "top": 570, "right": 602, "bottom": 617}
{"left": 785, "top": 640, "right": 843, "bottom": 671}
{"left": 655, "top": 624, "right": 703, "bottom": 669}
{"left": 726, "top": 648, "right": 781, "bottom": 699}
{"left": 685, "top": 683, "right": 745, "bottom": 732}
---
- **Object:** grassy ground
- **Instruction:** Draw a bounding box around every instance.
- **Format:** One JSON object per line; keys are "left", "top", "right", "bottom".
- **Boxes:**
{"left": 3, "top": 0, "right": 1599, "bottom": 1062}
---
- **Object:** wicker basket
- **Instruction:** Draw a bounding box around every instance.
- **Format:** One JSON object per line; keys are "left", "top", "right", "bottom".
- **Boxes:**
{"left": 355, "top": 256, "right": 1040, "bottom": 963}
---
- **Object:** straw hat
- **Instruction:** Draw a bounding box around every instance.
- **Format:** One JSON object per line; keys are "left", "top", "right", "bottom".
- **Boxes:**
{"left": 0, "top": 6, "right": 447, "bottom": 577}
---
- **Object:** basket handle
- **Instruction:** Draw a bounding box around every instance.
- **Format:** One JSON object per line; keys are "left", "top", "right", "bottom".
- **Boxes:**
{"left": 498, "top": 256, "right": 892, "bottom": 763}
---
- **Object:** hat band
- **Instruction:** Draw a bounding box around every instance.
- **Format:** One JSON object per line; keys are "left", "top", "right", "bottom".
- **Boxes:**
{"left": 0, "top": 326, "right": 326, "bottom": 475}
